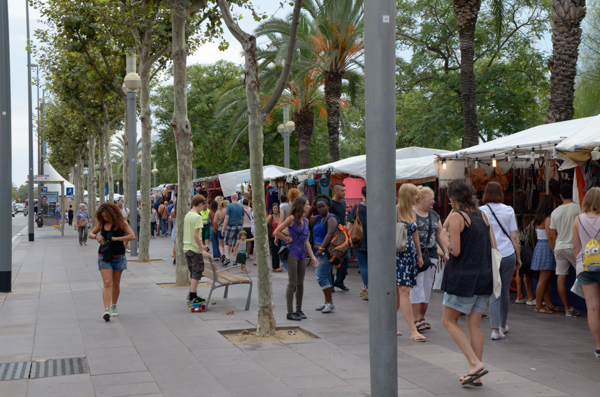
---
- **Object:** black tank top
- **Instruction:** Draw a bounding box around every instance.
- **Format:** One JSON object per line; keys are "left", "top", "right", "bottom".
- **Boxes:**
{"left": 98, "top": 224, "right": 126, "bottom": 256}
{"left": 442, "top": 210, "right": 493, "bottom": 297}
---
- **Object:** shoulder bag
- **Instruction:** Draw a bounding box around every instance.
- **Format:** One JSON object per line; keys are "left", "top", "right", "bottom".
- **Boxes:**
{"left": 396, "top": 212, "right": 408, "bottom": 253}
{"left": 350, "top": 204, "right": 363, "bottom": 246}
{"left": 484, "top": 212, "right": 503, "bottom": 298}
{"left": 76, "top": 218, "right": 87, "bottom": 228}
{"left": 417, "top": 214, "right": 434, "bottom": 273}
{"left": 99, "top": 225, "right": 115, "bottom": 263}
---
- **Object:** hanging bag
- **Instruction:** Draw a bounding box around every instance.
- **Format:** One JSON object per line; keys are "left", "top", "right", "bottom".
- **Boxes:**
{"left": 489, "top": 167, "right": 509, "bottom": 190}
{"left": 396, "top": 212, "right": 408, "bottom": 253}
{"left": 489, "top": 221, "right": 503, "bottom": 298}
{"left": 99, "top": 225, "right": 115, "bottom": 263}
{"left": 417, "top": 214, "right": 434, "bottom": 273}
{"left": 471, "top": 168, "right": 489, "bottom": 191}
{"left": 350, "top": 204, "right": 364, "bottom": 246}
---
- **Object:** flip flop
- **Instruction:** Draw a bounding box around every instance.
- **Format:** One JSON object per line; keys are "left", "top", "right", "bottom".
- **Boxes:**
{"left": 546, "top": 306, "right": 564, "bottom": 312}
{"left": 409, "top": 335, "right": 426, "bottom": 342}
{"left": 460, "top": 370, "right": 489, "bottom": 385}
{"left": 534, "top": 307, "right": 554, "bottom": 314}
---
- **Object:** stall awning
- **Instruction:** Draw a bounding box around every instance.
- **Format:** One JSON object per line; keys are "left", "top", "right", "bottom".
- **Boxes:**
{"left": 555, "top": 114, "right": 600, "bottom": 161}
{"left": 218, "top": 165, "right": 295, "bottom": 197}
{"left": 44, "top": 162, "right": 74, "bottom": 190}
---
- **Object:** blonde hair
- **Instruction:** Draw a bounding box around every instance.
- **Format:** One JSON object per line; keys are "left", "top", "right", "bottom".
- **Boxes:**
{"left": 218, "top": 200, "right": 229, "bottom": 211}
{"left": 288, "top": 188, "right": 300, "bottom": 203}
{"left": 398, "top": 183, "right": 418, "bottom": 220}
{"left": 582, "top": 187, "right": 600, "bottom": 214}
{"left": 418, "top": 186, "right": 434, "bottom": 201}
{"left": 214, "top": 196, "right": 224, "bottom": 205}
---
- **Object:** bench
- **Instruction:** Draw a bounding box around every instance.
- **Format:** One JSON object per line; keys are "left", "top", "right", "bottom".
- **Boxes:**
{"left": 202, "top": 257, "right": 252, "bottom": 311}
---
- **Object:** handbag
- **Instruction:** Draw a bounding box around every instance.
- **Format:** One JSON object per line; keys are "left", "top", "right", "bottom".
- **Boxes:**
{"left": 350, "top": 204, "right": 363, "bottom": 246}
{"left": 99, "top": 225, "right": 115, "bottom": 263}
{"left": 417, "top": 213, "right": 434, "bottom": 273}
{"left": 76, "top": 219, "right": 86, "bottom": 228}
{"left": 278, "top": 245, "right": 289, "bottom": 261}
{"left": 489, "top": 225, "right": 503, "bottom": 298}
{"left": 396, "top": 213, "right": 408, "bottom": 253}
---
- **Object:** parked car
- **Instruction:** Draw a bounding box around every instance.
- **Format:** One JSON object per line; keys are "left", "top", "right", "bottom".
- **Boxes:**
{"left": 15, "top": 203, "right": 24, "bottom": 212}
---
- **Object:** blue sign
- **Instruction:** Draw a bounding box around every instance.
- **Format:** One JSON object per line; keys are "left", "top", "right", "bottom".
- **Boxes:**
{"left": 66, "top": 187, "right": 74, "bottom": 197}
{"left": 40, "top": 187, "right": 48, "bottom": 192}
{"left": 105, "top": 188, "right": 108, "bottom": 195}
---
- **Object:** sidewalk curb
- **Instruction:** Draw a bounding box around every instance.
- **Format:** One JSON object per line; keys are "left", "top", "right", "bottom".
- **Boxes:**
{"left": 11, "top": 226, "right": 28, "bottom": 251}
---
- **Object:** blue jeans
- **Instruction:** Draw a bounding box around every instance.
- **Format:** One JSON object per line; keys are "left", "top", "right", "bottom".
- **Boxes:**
{"left": 160, "top": 219, "right": 167, "bottom": 235}
{"left": 490, "top": 252, "right": 516, "bottom": 329}
{"left": 315, "top": 253, "right": 334, "bottom": 289}
{"left": 280, "top": 241, "right": 287, "bottom": 270}
{"left": 210, "top": 228, "right": 221, "bottom": 259}
{"left": 334, "top": 250, "right": 350, "bottom": 285}
{"left": 354, "top": 250, "right": 368, "bottom": 288}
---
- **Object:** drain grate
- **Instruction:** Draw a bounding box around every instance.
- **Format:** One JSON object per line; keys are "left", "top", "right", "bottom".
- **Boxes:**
{"left": 0, "top": 357, "right": 88, "bottom": 381}
{"left": 0, "top": 361, "right": 31, "bottom": 381}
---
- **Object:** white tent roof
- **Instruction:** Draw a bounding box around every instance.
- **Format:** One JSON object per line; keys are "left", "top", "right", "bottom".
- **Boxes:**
{"left": 44, "top": 162, "right": 74, "bottom": 190}
{"left": 284, "top": 147, "right": 450, "bottom": 181}
{"left": 441, "top": 116, "right": 599, "bottom": 160}
{"left": 555, "top": 114, "right": 600, "bottom": 153}
{"left": 219, "top": 165, "right": 295, "bottom": 197}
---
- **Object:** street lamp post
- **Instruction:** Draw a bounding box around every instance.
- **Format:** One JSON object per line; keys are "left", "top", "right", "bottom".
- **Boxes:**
{"left": 152, "top": 162, "right": 158, "bottom": 187}
{"left": 26, "top": 0, "right": 35, "bottom": 241}
{"left": 125, "top": 49, "right": 140, "bottom": 256}
{"left": 277, "top": 104, "right": 295, "bottom": 169}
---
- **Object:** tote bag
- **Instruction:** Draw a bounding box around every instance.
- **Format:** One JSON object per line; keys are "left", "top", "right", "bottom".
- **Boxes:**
{"left": 490, "top": 227, "right": 503, "bottom": 298}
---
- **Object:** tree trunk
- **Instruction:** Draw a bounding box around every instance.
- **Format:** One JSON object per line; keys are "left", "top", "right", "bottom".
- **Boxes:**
{"left": 171, "top": 5, "right": 192, "bottom": 286}
{"left": 98, "top": 130, "right": 106, "bottom": 204}
{"left": 77, "top": 152, "right": 84, "bottom": 207}
{"left": 123, "top": 100, "right": 129, "bottom": 210}
{"left": 138, "top": 64, "right": 152, "bottom": 263}
{"left": 545, "top": 0, "right": 586, "bottom": 123}
{"left": 324, "top": 71, "right": 343, "bottom": 161}
{"left": 452, "top": 0, "right": 481, "bottom": 148}
{"left": 88, "top": 134, "right": 97, "bottom": 227}
{"left": 295, "top": 107, "right": 314, "bottom": 168}
{"left": 105, "top": 128, "right": 114, "bottom": 203}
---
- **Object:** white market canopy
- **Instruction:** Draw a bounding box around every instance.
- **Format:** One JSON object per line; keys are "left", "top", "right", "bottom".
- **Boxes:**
{"left": 555, "top": 114, "right": 600, "bottom": 159}
{"left": 282, "top": 147, "right": 451, "bottom": 182}
{"left": 218, "top": 165, "right": 295, "bottom": 197}
{"left": 44, "top": 162, "right": 74, "bottom": 190}
{"left": 440, "top": 115, "right": 600, "bottom": 161}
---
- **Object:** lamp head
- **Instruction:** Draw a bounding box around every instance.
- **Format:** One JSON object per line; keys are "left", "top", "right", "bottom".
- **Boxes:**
{"left": 285, "top": 121, "right": 295, "bottom": 133}
{"left": 124, "top": 72, "right": 141, "bottom": 90}
{"left": 151, "top": 168, "right": 158, "bottom": 175}
{"left": 122, "top": 83, "right": 128, "bottom": 95}
{"left": 277, "top": 124, "right": 284, "bottom": 134}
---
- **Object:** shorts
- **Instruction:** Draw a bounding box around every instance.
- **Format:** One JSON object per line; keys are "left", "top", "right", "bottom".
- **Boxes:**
{"left": 185, "top": 250, "right": 205, "bottom": 281}
{"left": 217, "top": 230, "right": 224, "bottom": 240}
{"left": 577, "top": 271, "right": 600, "bottom": 286}
{"left": 554, "top": 248, "right": 576, "bottom": 276}
{"left": 243, "top": 227, "right": 254, "bottom": 240}
{"left": 443, "top": 292, "right": 489, "bottom": 315}
{"left": 410, "top": 260, "right": 437, "bottom": 304}
{"left": 236, "top": 253, "right": 247, "bottom": 265}
{"left": 315, "top": 253, "right": 334, "bottom": 289}
{"left": 98, "top": 256, "right": 127, "bottom": 271}
{"left": 202, "top": 225, "right": 210, "bottom": 241}
{"left": 223, "top": 225, "right": 243, "bottom": 246}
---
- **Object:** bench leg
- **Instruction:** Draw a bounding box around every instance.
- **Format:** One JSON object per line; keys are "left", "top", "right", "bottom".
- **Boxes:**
{"left": 223, "top": 285, "right": 229, "bottom": 298}
{"left": 205, "top": 282, "right": 216, "bottom": 309}
{"left": 245, "top": 280, "right": 252, "bottom": 311}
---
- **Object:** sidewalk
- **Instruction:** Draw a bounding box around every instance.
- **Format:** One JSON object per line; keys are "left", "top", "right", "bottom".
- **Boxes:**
{"left": 1, "top": 225, "right": 599, "bottom": 396}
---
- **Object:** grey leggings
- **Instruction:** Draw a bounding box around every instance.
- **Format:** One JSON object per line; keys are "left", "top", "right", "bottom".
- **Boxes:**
{"left": 78, "top": 226, "right": 88, "bottom": 245}
{"left": 490, "top": 252, "right": 516, "bottom": 330}
{"left": 286, "top": 255, "right": 306, "bottom": 313}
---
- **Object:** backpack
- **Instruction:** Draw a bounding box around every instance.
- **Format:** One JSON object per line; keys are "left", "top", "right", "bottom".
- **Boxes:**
{"left": 471, "top": 168, "right": 489, "bottom": 191}
{"left": 350, "top": 204, "right": 363, "bottom": 246}
{"left": 489, "top": 167, "right": 508, "bottom": 190}
{"left": 326, "top": 215, "right": 351, "bottom": 269}
{"left": 578, "top": 216, "right": 600, "bottom": 272}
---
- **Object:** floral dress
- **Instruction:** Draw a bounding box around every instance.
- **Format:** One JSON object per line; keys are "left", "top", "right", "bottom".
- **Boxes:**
{"left": 396, "top": 221, "right": 418, "bottom": 287}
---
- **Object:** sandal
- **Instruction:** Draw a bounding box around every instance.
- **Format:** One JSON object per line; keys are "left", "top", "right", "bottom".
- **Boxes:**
{"left": 409, "top": 335, "right": 426, "bottom": 342}
{"left": 534, "top": 307, "right": 554, "bottom": 314}
{"left": 460, "top": 370, "right": 489, "bottom": 386}
{"left": 421, "top": 319, "right": 431, "bottom": 330}
{"left": 414, "top": 320, "right": 427, "bottom": 332}
{"left": 545, "top": 306, "right": 564, "bottom": 312}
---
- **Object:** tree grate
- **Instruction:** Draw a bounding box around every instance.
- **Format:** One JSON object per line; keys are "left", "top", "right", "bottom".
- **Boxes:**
{"left": 0, "top": 357, "right": 88, "bottom": 381}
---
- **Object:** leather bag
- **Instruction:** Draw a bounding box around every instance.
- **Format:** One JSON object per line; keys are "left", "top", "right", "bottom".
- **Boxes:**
{"left": 350, "top": 205, "right": 363, "bottom": 246}
{"left": 396, "top": 213, "right": 408, "bottom": 253}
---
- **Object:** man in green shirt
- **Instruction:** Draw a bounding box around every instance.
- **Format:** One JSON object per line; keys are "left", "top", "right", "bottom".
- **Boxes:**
{"left": 200, "top": 206, "right": 211, "bottom": 250}
{"left": 184, "top": 194, "right": 211, "bottom": 307}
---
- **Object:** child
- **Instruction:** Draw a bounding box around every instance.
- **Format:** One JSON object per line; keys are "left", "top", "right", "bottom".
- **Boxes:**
{"left": 234, "top": 230, "right": 254, "bottom": 273}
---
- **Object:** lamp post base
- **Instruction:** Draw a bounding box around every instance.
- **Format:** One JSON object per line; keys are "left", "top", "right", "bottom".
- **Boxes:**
{"left": 0, "top": 271, "right": 11, "bottom": 293}
{"left": 29, "top": 233, "right": 34, "bottom": 242}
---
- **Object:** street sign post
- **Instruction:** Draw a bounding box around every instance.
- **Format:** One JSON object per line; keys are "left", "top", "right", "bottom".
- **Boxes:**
{"left": 27, "top": 174, "right": 50, "bottom": 182}
{"left": 40, "top": 186, "right": 47, "bottom": 192}
{"left": 66, "top": 187, "right": 73, "bottom": 198}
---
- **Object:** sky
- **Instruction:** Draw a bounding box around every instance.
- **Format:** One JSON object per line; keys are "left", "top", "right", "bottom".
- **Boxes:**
{"left": 6, "top": 1, "right": 285, "bottom": 186}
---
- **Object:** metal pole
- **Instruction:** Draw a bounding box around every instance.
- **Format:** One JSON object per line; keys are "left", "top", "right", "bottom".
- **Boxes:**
{"left": 282, "top": 104, "right": 290, "bottom": 168}
{"left": 61, "top": 182, "right": 65, "bottom": 237}
{"left": 365, "top": 1, "right": 398, "bottom": 395}
{"left": 127, "top": 89, "right": 138, "bottom": 256}
{"left": 0, "top": 0, "right": 13, "bottom": 292}
{"left": 36, "top": 66, "right": 41, "bottom": 209}
{"left": 26, "top": 0, "right": 35, "bottom": 241}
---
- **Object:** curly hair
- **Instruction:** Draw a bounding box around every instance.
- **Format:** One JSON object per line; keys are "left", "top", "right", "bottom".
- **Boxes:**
{"left": 314, "top": 194, "right": 331, "bottom": 207}
{"left": 448, "top": 179, "right": 479, "bottom": 212}
{"left": 96, "top": 202, "right": 128, "bottom": 231}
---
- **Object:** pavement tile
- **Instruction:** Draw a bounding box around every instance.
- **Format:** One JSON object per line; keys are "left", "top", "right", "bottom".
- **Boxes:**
{"left": 27, "top": 373, "right": 95, "bottom": 397}
{"left": 93, "top": 381, "right": 161, "bottom": 397}
{"left": 485, "top": 381, "right": 568, "bottom": 396}
{"left": 91, "top": 371, "right": 156, "bottom": 386}
{"left": 0, "top": 378, "right": 28, "bottom": 397}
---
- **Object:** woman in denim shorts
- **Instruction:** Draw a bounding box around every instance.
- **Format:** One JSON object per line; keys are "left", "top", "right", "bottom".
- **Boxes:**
{"left": 441, "top": 179, "right": 494, "bottom": 386}
{"left": 573, "top": 187, "right": 600, "bottom": 358}
{"left": 88, "top": 202, "right": 135, "bottom": 322}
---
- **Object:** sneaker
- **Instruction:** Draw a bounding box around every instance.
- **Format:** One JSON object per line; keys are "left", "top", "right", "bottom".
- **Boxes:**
{"left": 188, "top": 296, "right": 206, "bottom": 307}
{"left": 223, "top": 259, "right": 231, "bottom": 266}
{"left": 173, "top": 259, "right": 176, "bottom": 265}
{"left": 500, "top": 325, "right": 509, "bottom": 334}
{"left": 321, "top": 303, "right": 335, "bottom": 313}
{"left": 296, "top": 310, "right": 307, "bottom": 319}
{"left": 110, "top": 304, "right": 118, "bottom": 317}
{"left": 359, "top": 288, "right": 367, "bottom": 297}
{"left": 526, "top": 299, "right": 537, "bottom": 306}
{"left": 595, "top": 350, "right": 600, "bottom": 358}
{"left": 315, "top": 304, "right": 326, "bottom": 311}
{"left": 361, "top": 289, "right": 369, "bottom": 301}
{"left": 334, "top": 283, "right": 349, "bottom": 291}
{"left": 286, "top": 313, "right": 302, "bottom": 321}
{"left": 515, "top": 298, "right": 526, "bottom": 304}
{"left": 482, "top": 313, "right": 489, "bottom": 319}
{"left": 103, "top": 309, "right": 111, "bottom": 322}
{"left": 205, "top": 246, "right": 210, "bottom": 253}
{"left": 491, "top": 332, "right": 505, "bottom": 340}
{"left": 126, "top": 249, "right": 131, "bottom": 253}
{"left": 566, "top": 308, "right": 581, "bottom": 317}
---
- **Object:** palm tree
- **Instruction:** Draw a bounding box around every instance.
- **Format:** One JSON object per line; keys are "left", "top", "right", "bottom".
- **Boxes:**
{"left": 301, "top": 0, "right": 363, "bottom": 161}
{"left": 111, "top": 135, "right": 142, "bottom": 164}
{"left": 546, "top": 0, "right": 586, "bottom": 123}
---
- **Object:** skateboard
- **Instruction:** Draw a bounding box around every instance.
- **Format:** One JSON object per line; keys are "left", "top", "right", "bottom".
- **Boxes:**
{"left": 190, "top": 302, "right": 206, "bottom": 312}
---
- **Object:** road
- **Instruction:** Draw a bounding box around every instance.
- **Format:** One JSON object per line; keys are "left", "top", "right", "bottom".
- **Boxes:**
{"left": 11, "top": 212, "right": 29, "bottom": 238}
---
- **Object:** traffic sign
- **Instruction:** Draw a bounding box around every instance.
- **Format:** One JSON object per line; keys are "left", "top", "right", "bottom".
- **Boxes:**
{"left": 40, "top": 187, "right": 48, "bottom": 192}
{"left": 27, "top": 175, "right": 50, "bottom": 182}
{"left": 66, "top": 187, "right": 74, "bottom": 198}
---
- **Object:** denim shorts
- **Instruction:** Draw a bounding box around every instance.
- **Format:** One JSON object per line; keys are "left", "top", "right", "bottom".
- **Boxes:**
{"left": 98, "top": 256, "right": 127, "bottom": 271}
{"left": 577, "top": 271, "right": 600, "bottom": 286}
{"left": 443, "top": 292, "right": 489, "bottom": 314}
{"left": 315, "top": 253, "right": 333, "bottom": 289}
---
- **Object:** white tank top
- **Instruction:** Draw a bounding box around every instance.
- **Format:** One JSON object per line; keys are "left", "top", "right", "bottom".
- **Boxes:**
{"left": 536, "top": 228, "right": 547, "bottom": 240}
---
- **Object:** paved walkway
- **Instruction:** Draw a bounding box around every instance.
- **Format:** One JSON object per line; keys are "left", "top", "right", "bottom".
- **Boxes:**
{"left": 1, "top": 226, "right": 599, "bottom": 396}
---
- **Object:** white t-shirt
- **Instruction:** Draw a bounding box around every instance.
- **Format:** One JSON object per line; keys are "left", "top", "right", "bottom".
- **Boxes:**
{"left": 550, "top": 202, "right": 580, "bottom": 250}
{"left": 280, "top": 203, "right": 290, "bottom": 221}
{"left": 120, "top": 207, "right": 129, "bottom": 218}
{"left": 479, "top": 203, "right": 518, "bottom": 257}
